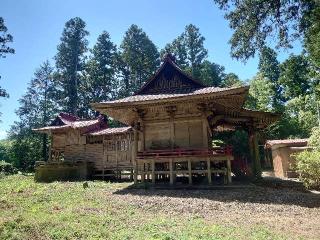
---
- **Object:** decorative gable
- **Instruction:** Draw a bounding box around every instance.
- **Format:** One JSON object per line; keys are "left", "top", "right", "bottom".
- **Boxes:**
{"left": 137, "top": 54, "right": 205, "bottom": 95}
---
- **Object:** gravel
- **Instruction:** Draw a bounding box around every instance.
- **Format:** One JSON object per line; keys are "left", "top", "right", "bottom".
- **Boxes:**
{"left": 110, "top": 185, "right": 320, "bottom": 239}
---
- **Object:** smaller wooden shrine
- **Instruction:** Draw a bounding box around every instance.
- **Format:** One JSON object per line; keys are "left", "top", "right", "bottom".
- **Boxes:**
{"left": 265, "top": 139, "right": 309, "bottom": 178}
{"left": 93, "top": 54, "right": 280, "bottom": 185}
{"left": 34, "top": 113, "right": 133, "bottom": 179}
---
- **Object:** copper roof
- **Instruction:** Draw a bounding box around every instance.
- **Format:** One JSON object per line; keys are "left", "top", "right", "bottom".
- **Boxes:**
{"left": 33, "top": 113, "right": 107, "bottom": 133}
{"left": 95, "top": 86, "right": 249, "bottom": 106}
{"left": 265, "top": 139, "right": 308, "bottom": 148}
{"left": 85, "top": 126, "right": 132, "bottom": 136}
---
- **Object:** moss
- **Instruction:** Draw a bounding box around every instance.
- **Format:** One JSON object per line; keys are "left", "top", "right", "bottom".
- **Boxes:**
{"left": 34, "top": 162, "right": 93, "bottom": 182}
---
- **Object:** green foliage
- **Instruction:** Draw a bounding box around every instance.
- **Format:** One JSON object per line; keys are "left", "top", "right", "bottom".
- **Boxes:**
{"left": 55, "top": 17, "right": 89, "bottom": 115}
{"left": 221, "top": 73, "right": 243, "bottom": 87}
{"left": 120, "top": 24, "right": 159, "bottom": 95}
{"left": 246, "top": 73, "right": 274, "bottom": 111}
{"left": 0, "top": 139, "right": 11, "bottom": 161}
{"left": 214, "top": 130, "right": 250, "bottom": 160}
{"left": 308, "top": 127, "right": 320, "bottom": 150}
{"left": 8, "top": 130, "right": 43, "bottom": 171}
{"left": 258, "top": 47, "right": 283, "bottom": 110}
{"left": 9, "top": 61, "right": 59, "bottom": 165}
{"left": 213, "top": 0, "right": 316, "bottom": 60}
{"left": 0, "top": 160, "right": 17, "bottom": 174}
{"left": 258, "top": 47, "right": 280, "bottom": 83}
{"left": 0, "top": 17, "right": 14, "bottom": 114}
{"left": 161, "top": 24, "right": 208, "bottom": 78}
{"left": 0, "top": 17, "right": 15, "bottom": 58}
{"left": 198, "top": 60, "right": 225, "bottom": 86}
{"left": 161, "top": 35, "right": 188, "bottom": 68}
{"left": 294, "top": 127, "right": 320, "bottom": 189}
{"left": 81, "top": 31, "right": 118, "bottom": 117}
{"left": 279, "top": 54, "right": 311, "bottom": 100}
{"left": 295, "top": 150, "right": 320, "bottom": 189}
{"left": 304, "top": 4, "right": 320, "bottom": 69}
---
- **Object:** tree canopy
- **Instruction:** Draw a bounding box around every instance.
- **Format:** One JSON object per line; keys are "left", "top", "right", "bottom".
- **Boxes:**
{"left": 120, "top": 24, "right": 159, "bottom": 94}
{"left": 55, "top": 17, "right": 89, "bottom": 116}
{"left": 0, "top": 17, "right": 14, "bottom": 98}
{"left": 213, "top": 0, "right": 318, "bottom": 61}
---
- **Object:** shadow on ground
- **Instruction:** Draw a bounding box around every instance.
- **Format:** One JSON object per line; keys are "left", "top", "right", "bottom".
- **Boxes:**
{"left": 113, "top": 177, "right": 320, "bottom": 208}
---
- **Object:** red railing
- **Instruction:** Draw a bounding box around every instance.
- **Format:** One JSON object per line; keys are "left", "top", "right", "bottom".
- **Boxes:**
{"left": 137, "top": 146, "right": 233, "bottom": 159}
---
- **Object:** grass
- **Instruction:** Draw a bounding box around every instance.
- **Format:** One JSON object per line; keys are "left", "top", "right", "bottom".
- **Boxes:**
{"left": 0, "top": 175, "right": 287, "bottom": 240}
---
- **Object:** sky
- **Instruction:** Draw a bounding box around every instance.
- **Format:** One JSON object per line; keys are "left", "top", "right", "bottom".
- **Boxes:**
{"left": 0, "top": 0, "right": 302, "bottom": 139}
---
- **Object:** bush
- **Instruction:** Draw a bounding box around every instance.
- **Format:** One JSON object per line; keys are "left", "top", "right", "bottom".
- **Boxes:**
{"left": 295, "top": 150, "right": 320, "bottom": 189}
{"left": 308, "top": 127, "right": 320, "bottom": 150}
{"left": 0, "top": 160, "right": 17, "bottom": 175}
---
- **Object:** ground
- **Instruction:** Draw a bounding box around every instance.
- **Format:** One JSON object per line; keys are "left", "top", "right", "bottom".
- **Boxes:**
{"left": 0, "top": 175, "right": 319, "bottom": 240}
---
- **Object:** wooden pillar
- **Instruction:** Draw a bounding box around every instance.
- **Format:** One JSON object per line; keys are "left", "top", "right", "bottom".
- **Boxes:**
{"left": 227, "top": 158, "right": 232, "bottom": 183}
{"left": 248, "top": 128, "right": 262, "bottom": 179}
{"left": 188, "top": 159, "right": 192, "bottom": 184}
{"left": 207, "top": 159, "right": 212, "bottom": 184}
{"left": 202, "top": 115, "right": 209, "bottom": 148}
{"left": 140, "top": 119, "right": 145, "bottom": 151}
{"left": 133, "top": 124, "right": 138, "bottom": 184}
{"left": 151, "top": 159, "right": 155, "bottom": 184}
{"left": 166, "top": 106, "right": 176, "bottom": 149}
{"left": 141, "top": 162, "right": 145, "bottom": 183}
{"left": 253, "top": 131, "right": 262, "bottom": 178}
{"left": 48, "top": 133, "right": 52, "bottom": 162}
{"left": 169, "top": 159, "right": 174, "bottom": 185}
{"left": 115, "top": 135, "right": 118, "bottom": 179}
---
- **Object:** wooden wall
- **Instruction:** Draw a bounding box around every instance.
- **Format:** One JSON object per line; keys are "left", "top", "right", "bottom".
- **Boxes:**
{"left": 52, "top": 133, "right": 66, "bottom": 149}
{"left": 143, "top": 119, "right": 204, "bottom": 150}
{"left": 50, "top": 129, "right": 133, "bottom": 171}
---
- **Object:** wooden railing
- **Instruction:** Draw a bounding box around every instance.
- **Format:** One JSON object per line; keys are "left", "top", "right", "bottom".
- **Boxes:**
{"left": 137, "top": 146, "right": 233, "bottom": 159}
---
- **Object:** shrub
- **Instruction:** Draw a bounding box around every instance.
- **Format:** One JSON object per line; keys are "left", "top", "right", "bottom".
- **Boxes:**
{"left": 308, "top": 127, "right": 320, "bottom": 150}
{"left": 0, "top": 160, "right": 17, "bottom": 175}
{"left": 295, "top": 150, "right": 320, "bottom": 189}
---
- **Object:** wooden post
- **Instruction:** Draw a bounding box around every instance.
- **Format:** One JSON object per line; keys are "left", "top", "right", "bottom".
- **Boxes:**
{"left": 169, "top": 159, "right": 174, "bottom": 185}
{"left": 141, "top": 162, "right": 145, "bottom": 183}
{"left": 188, "top": 159, "right": 192, "bottom": 184}
{"left": 133, "top": 124, "right": 138, "bottom": 184}
{"left": 227, "top": 158, "right": 232, "bottom": 183}
{"left": 166, "top": 106, "right": 176, "bottom": 149}
{"left": 115, "top": 136, "right": 118, "bottom": 180}
{"left": 202, "top": 115, "right": 209, "bottom": 148}
{"left": 48, "top": 133, "right": 52, "bottom": 162}
{"left": 140, "top": 119, "right": 145, "bottom": 151}
{"left": 248, "top": 128, "right": 262, "bottom": 179}
{"left": 207, "top": 159, "right": 212, "bottom": 184}
{"left": 253, "top": 131, "right": 262, "bottom": 178}
{"left": 151, "top": 159, "right": 155, "bottom": 184}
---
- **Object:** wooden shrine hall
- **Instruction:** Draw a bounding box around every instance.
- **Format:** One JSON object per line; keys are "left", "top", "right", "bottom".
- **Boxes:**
{"left": 92, "top": 54, "right": 279, "bottom": 185}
